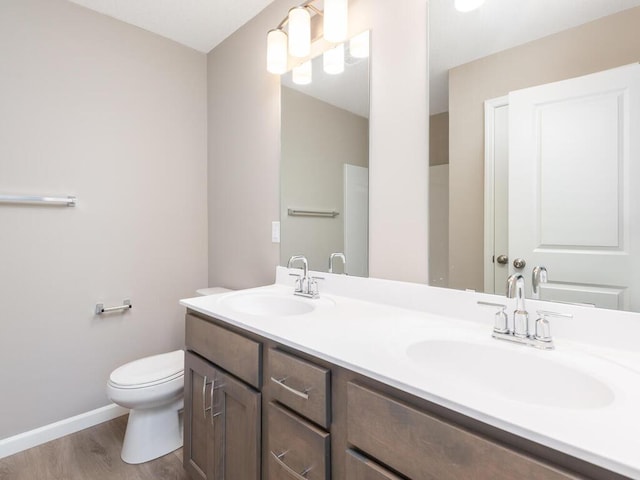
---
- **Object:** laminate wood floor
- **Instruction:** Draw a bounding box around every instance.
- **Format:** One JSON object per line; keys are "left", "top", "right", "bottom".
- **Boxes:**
{"left": 0, "top": 415, "right": 188, "bottom": 480}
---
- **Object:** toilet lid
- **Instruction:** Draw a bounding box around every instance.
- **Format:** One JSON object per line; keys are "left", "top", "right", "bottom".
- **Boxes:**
{"left": 110, "top": 350, "right": 184, "bottom": 388}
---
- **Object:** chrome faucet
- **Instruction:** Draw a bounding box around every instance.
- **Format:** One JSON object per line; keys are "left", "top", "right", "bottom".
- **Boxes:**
{"left": 328, "top": 253, "right": 346, "bottom": 274}
{"left": 476, "top": 274, "right": 571, "bottom": 350}
{"left": 506, "top": 274, "right": 528, "bottom": 338}
{"left": 287, "top": 255, "right": 319, "bottom": 298}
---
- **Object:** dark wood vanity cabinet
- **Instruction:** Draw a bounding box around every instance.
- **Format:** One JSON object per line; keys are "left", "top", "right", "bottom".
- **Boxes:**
{"left": 183, "top": 311, "right": 623, "bottom": 480}
{"left": 184, "top": 314, "right": 261, "bottom": 480}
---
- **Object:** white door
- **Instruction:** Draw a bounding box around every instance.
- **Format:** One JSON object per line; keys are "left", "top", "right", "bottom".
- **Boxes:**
{"left": 344, "top": 164, "right": 369, "bottom": 277}
{"left": 509, "top": 64, "right": 640, "bottom": 310}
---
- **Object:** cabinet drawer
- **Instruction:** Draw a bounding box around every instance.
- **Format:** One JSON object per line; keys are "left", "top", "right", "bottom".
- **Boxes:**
{"left": 185, "top": 313, "right": 262, "bottom": 389}
{"left": 268, "top": 348, "right": 330, "bottom": 428}
{"left": 267, "top": 402, "right": 330, "bottom": 480}
{"left": 347, "top": 383, "right": 580, "bottom": 480}
{"left": 346, "top": 450, "right": 402, "bottom": 480}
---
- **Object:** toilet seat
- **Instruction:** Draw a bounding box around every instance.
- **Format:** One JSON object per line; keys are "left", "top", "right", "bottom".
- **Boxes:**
{"left": 109, "top": 350, "right": 184, "bottom": 389}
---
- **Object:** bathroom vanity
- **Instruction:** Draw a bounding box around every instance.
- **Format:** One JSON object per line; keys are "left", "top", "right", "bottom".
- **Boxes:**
{"left": 180, "top": 268, "right": 640, "bottom": 480}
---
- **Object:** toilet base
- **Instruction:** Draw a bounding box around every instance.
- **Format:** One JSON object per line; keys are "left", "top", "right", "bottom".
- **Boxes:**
{"left": 121, "top": 398, "right": 183, "bottom": 464}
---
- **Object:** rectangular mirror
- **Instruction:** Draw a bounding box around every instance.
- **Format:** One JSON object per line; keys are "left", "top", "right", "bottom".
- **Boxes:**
{"left": 429, "top": 2, "right": 640, "bottom": 311}
{"left": 280, "top": 31, "right": 370, "bottom": 276}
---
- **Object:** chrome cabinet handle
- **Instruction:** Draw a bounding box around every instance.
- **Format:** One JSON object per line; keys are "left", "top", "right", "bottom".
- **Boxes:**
{"left": 211, "top": 377, "right": 224, "bottom": 422}
{"left": 270, "top": 451, "right": 312, "bottom": 480}
{"left": 270, "top": 376, "right": 309, "bottom": 400}
{"left": 202, "top": 376, "right": 212, "bottom": 418}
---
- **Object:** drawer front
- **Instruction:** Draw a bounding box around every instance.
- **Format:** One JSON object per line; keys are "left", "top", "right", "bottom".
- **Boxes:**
{"left": 268, "top": 348, "right": 330, "bottom": 428}
{"left": 266, "top": 402, "right": 330, "bottom": 480}
{"left": 346, "top": 450, "right": 402, "bottom": 480}
{"left": 185, "top": 313, "right": 262, "bottom": 389}
{"left": 347, "top": 383, "right": 581, "bottom": 480}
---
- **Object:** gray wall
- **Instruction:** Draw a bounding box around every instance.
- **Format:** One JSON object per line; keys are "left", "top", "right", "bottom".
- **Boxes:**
{"left": 207, "top": 0, "right": 429, "bottom": 288}
{"left": 280, "top": 87, "right": 368, "bottom": 272}
{"left": 0, "top": 0, "right": 208, "bottom": 439}
{"left": 448, "top": 7, "right": 640, "bottom": 291}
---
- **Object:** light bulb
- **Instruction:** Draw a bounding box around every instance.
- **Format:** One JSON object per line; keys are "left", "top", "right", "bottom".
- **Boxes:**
{"left": 323, "top": 44, "right": 344, "bottom": 75}
{"left": 266, "top": 29, "right": 287, "bottom": 74}
{"left": 288, "top": 7, "right": 311, "bottom": 58}
{"left": 324, "top": 0, "right": 348, "bottom": 43}
{"left": 292, "top": 60, "right": 312, "bottom": 85}
{"left": 455, "top": 0, "right": 485, "bottom": 13}
{"left": 349, "top": 31, "right": 369, "bottom": 59}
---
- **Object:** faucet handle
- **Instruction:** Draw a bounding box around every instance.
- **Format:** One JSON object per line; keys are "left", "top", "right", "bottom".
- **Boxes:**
{"left": 534, "top": 310, "right": 573, "bottom": 345}
{"left": 477, "top": 301, "right": 509, "bottom": 334}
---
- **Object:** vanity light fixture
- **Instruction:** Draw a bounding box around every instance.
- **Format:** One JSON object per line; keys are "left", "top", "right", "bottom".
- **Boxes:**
{"left": 288, "top": 6, "right": 311, "bottom": 58}
{"left": 455, "top": 0, "right": 485, "bottom": 12}
{"left": 266, "top": 0, "right": 348, "bottom": 77}
{"left": 292, "top": 60, "right": 313, "bottom": 85}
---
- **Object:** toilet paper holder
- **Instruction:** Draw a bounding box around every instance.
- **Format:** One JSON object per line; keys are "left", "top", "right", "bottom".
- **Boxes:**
{"left": 96, "top": 299, "right": 132, "bottom": 315}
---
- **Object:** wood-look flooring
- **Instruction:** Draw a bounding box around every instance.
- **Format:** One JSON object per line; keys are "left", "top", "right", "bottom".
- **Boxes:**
{"left": 0, "top": 415, "right": 188, "bottom": 480}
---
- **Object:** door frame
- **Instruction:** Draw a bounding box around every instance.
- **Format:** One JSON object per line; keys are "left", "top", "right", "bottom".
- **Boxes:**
{"left": 483, "top": 95, "right": 509, "bottom": 293}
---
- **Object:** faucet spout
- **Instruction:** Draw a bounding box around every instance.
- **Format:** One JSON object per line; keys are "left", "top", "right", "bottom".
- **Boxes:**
{"left": 506, "top": 274, "right": 529, "bottom": 338}
{"left": 506, "top": 274, "right": 525, "bottom": 311}
{"left": 287, "top": 255, "right": 309, "bottom": 278}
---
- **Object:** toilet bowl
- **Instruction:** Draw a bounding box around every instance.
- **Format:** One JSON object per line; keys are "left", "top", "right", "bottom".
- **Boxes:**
{"left": 107, "top": 350, "right": 185, "bottom": 464}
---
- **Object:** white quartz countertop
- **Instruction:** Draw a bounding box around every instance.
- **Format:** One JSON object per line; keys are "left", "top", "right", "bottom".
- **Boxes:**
{"left": 181, "top": 274, "right": 640, "bottom": 479}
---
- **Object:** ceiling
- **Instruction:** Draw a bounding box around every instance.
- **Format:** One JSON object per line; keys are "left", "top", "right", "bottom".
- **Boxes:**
{"left": 67, "top": 0, "right": 276, "bottom": 53}
{"left": 66, "top": 0, "right": 640, "bottom": 115}
{"left": 430, "top": 0, "right": 640, "bottom": 114}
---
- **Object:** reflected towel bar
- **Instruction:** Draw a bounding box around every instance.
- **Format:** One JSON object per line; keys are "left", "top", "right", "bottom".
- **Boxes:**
{"left": 287, "top": 208, "right": 339, "bottom": 218}
{"left": 96, "top": 299, "right": 132, "bottom": 315}
{"left": 0, "top": 194, "right": 76, "bottom": 207}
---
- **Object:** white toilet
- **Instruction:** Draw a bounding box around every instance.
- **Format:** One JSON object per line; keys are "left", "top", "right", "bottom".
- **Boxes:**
{"left": 107, "top": 350, "right": 185, "bottom": 464}
{"left": 107, "top": 287, "right": 231, "bottom": 464}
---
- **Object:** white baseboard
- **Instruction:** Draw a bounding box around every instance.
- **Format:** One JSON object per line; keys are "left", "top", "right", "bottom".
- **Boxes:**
{"left": 0, "top": 403, "right": 128, "bottom": 460}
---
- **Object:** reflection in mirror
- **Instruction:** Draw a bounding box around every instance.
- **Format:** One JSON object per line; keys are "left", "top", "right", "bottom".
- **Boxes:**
{"left": 429, "top": 2, "right": 640, "bottom": 311}
{"left": 280, "top": 32, "right": 370, "bottom": 276}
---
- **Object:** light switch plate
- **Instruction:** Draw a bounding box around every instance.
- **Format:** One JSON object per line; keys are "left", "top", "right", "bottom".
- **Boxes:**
{"left": 272, "top": 221, "right": 280, "bottom": 243}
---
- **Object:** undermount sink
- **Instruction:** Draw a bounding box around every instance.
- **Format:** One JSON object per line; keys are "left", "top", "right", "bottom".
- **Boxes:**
{"left": 406, "top": 340, "right": 614, "bottom": 409}
{"left": 220, "top": 292, "right": 317, "bottom": 317}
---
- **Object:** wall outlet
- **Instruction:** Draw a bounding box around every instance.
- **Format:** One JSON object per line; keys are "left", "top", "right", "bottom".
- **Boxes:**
{"left": 272, "top": 221, "right": 280, "bottom": 243}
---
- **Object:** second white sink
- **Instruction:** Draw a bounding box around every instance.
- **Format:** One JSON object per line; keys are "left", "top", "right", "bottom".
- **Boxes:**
{"left": 406, "top": 339, "right": 615, "bottom": 409}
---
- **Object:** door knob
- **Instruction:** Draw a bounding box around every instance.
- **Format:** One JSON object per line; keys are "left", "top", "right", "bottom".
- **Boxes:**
{"left": 513, "top": 258, "right": 526, "bottom": 269}
{"left": 496, "top": 255, "right": 508, "bottom": 265}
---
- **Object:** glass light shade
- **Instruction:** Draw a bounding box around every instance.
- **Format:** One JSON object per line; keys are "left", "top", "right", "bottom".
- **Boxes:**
{"left": 349, "top": 31, "right": 369, "bottom": 58}
{"left": 266, "top": 29, "right": 288, "bottom": 74}
{"left": 292, "top": 60, "right": 312, "bottom": 85}
{"left": 323, "top": 43, "right": 344, "bottom": 75}
{"left": 324, "top": 0, "right": 348, "bottom": 43}
{"left": 288, "top": 7, "right": 311, "bottom": 58}
{"left": 455, "top": 0, "right": 485, "bottom": 12}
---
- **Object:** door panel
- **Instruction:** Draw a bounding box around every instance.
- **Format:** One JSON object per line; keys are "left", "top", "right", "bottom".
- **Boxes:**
{"left": 508, "top": 64, "right": 640, "bottom": 310}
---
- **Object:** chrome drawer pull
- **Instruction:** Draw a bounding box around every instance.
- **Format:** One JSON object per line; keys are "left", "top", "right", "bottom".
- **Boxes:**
{"left": 270, "top": 376, "right": 309, "bottom": 400}
{"left": 270, "top": 451, "right": 313, "bottom": 480}
{"left": 202, "top": 376, "right": 212, "bottom": 418}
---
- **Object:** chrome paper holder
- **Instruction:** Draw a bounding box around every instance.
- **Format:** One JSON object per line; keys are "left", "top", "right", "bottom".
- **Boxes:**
{"left": 95, "top": 299, "right": 132, "bottom": 315}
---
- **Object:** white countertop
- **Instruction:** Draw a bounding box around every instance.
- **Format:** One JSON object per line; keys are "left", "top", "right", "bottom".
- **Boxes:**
{"left": 181, "top": 268, "right": 640, "bottom": 479}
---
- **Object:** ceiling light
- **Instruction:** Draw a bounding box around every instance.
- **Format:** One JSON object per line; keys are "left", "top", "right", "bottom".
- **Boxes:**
{"left": 455, "top": 0, "right": 485, "bottom": 12}
{"left": 292, "top": 60, "right": 313, "bottom": 85}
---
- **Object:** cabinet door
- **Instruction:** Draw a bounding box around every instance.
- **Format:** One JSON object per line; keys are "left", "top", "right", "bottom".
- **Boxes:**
{"left": 213, "top": 368, "right": 262, "bottom": 480}
{"left": 184, "top": 351, "right": 217, "bottom": 480}
{"left": 184, "top": 352, "right": 261, "bottom": 480}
